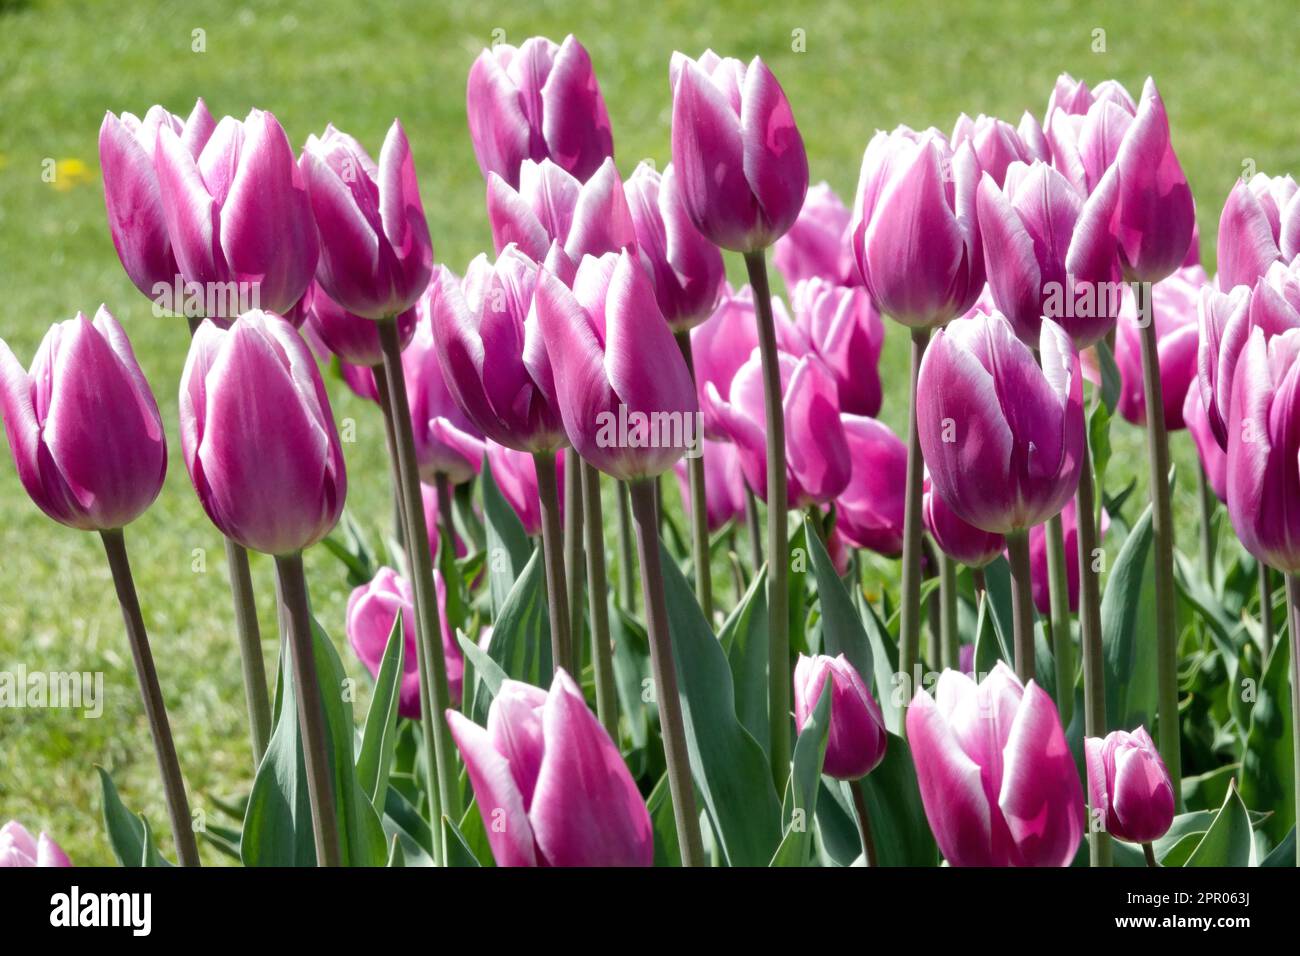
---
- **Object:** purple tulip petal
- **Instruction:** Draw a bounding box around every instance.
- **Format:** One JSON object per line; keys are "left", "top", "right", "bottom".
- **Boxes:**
{"left": 446, "top": 710, "right": 540, "bottom": 866}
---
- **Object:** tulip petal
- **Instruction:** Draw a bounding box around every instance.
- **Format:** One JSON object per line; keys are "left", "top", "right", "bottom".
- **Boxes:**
{"left": 446, "top": 710, "right": 540, "bottom": 866}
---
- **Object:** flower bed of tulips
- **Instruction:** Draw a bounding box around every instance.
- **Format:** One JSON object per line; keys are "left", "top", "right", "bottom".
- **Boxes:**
{"left": 1, "top": 29, "right": 1296, "bottom": 873}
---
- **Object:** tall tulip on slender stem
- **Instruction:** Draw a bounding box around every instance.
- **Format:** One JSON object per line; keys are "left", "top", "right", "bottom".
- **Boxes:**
{"left": 1, "top": 309, "right": 199, "bottom": 867}
{"left": 670, "top": 50, "right": 809, "bottom": 783}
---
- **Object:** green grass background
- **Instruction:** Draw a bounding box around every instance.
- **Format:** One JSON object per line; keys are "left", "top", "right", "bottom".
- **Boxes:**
{"left": 2, "top": 0, "right": 1297, "bottom": 864}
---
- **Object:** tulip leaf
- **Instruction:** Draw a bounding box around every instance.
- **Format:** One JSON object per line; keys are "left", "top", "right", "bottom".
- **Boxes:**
{"left": 855, "top": 732, "right": 940, "bottom": 866}
{"left": 386, "top": 835, "right": 404, "bottom": 868}
{"left": 1239, "top": 630, "right": 1294, "bottom": 848}
{"left": 717, "top": 565, "right": 769, "bottom": 756}
{"left": 771, "top": 680, "right": 831, "bottom": 867}
{"left": 480, "top": 456, "right": 534, "bottom": 619}
{"left": 457, "top": 800, "right": 495, "bottom": 867}
{"left": 658, "top": 542, "right": 783, "bottom": 866}
{"left": 1088, "top": 396, "right": 1113, "bottom": 499}
{"left": 441, "top": 816, "right": 482, "bottom": 868}
{"left": 646, "top": 772, "right": 682, "bottom": 867}
{"left": 382, "top": 785, "right": 434, "bottom": 865}
{"left": 1101, "top": 502, "right": 1159, "bottom": 731}
{"left": 1096, "top": 339, "right": 1122, "bottom": 414}
{"left": 1183, "top": 782, "right": 1256, "bottom": 866}
{"left": 1260, "top": 826, "right": 1295, "bottom": 866}
{"left": 467, "top": 548, "right": 550, "bottom": 723}
{"left": 96, "top": 766, "right": 173, "bottom": 867}
{"left": 973, "top": 589, "right": 1004, "bottom": 675}
{"left": 813, "top": 779, "right": 862, "bottom": 866}
{"left": 804, "top": 516, "right": 874, "bottom": 688}
{"left": 356, "top": 614, "right": 405, "bottom": 810}
{"left": 860, "top": 589, "right": 902, "bottom": 733}
{"left": 609, "top": 602, "right": 652, "bottom": 751}
{"left": 788, "top": 524, "right": 810, "bottom": 656}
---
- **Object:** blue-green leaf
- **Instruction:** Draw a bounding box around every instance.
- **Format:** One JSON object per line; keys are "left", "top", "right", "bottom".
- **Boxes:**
{"left": 1240, "top": 631, "right": 1294, "bottom": 849}
{"left": 356, "top": 615, "right": 405, "bottom": 810}
{"left": 770, "top": 680, "right": 830, "bottom": 867}
{"left": 1183, "top": 782, "right": 1256, "bottom": 867}
{"left": 717, "top": 565, "right": 769, "bottom": 755}
{"left": 1102, "top": 503, "right": 1159, "bottom": 730}
{"left": 480, "top": 456, "right": 534, "bottom": 619}
{"left": 96, "top": 766, "right": 172, "bottom": 867}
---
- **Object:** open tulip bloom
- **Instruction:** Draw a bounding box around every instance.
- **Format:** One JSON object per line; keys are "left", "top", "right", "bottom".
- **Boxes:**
{"left": 0, "top": 821, "right": 72, "bottom": 868}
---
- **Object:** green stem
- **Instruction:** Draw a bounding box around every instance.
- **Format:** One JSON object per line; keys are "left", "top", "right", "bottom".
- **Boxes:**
{"left": 627, "top": 479, "right": 706, "bottom": 866}
{"left": 1044, "top": 513, "right": 1074, "bottom": 728}
{"left": 744, "top": 485, "right": 763, "bottom": 572}
{"left": 372, "top": 362, "right": 408, "bottom": 555}
{"left": 100, "top": 529, "right": 201, "bottom": 867}
{"left": 676, "top": 330, "right": 714, "bottom": 623}
{"left": 1286, "top": 574, "right": 1300, "bottom": 867}
{"left": 1077, "top": 432, "right": 1112, "bottom": 866}
{"left": 1135, "top": 281, "right": 1181, "bottom": 805}
{"left": 1259, "top": 563, "right": 1274, "bottom": 660}
{"left": 1196, "top": 464, "right": 1216, "bottom": 583}
{"left": 563, "top": 447, "right": 585, "bottom": 675}
{"left": 533, "top": 452, "right": 571, "bottom": 675}
{"left": 744, "top": 249, "right": 791, "bottom": 786}
{"left": 899, "top": 328, "right": 932, "bottom": 697}
{"left": 1142, "top": 841, "right": 1158, "bottom": 867}
{"left": 454, "top": 479, "right": 485, "bottom": 553}
{"left": 938, "top": 550, "right": 959, "bottom": 670}
{"left": 616, "top": 481, "right": 637, "bottom": 612}
{"left": 849, "top": 781, "right": 878, "bottom": 867}
{"left": 434, "top": 471, "right": 457, "bottom": 562}
{"left": 580, "top": 461, "right": 619, "bottom": 739}
{"left": 1005, "top": 530, "right": 1036, "bottom": 683}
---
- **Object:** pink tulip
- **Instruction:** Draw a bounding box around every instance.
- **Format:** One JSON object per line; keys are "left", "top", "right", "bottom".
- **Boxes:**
{"left": 300, "top": 121, "right": 433, "bottom": 320}
{"left": 1184, "top": 386, "right": 1227, "bottom": 502}
{"left": 155, "top": 109, "right": 318, "bottom": 317}
{"left": 674, "top": 437, "right": 746, "bottom": 532}
{"left": 793, "top": 654, "right": 887, "bottom": 781}
{"left": 918, "top": 311, "right": 1083, "bottom": 534}
{"left": 951, "top": 113, "right": 1041, "bottom": 188}
{"left": 304, "top": 280, "right": 417, "bottom": 368}
{"left": 669, "top": 50, "right": 809, "bottom": 252}
{"left": 339, "top": 360, "right": 381, "bottom": 403}
{"left": 850, "top": 127, "right": 984, "bottom": 328}
{"left": 403, "top": 302, "right": 486, "bottom": 485}
{"left": 179, "top": 311, "right": 346, "bottom": 555}
{"left": 1045, "top": 73, "right": 1137, "bottom": 121}
{"left": 1115, "top": 265, "right": 1205, "bottom": 430}
{"left": 772, "top": 182, "right": 859, "bottom": 287}
{"left": 486, "top": 442, "right": 564, "bottom": 536}
{"left": 0, "top": 821, "right": 72, "bottom": 867}
{"left": 1029, "top": 498, "right": 1109, "bottom": 615}
{"left": 1215, "top": 173, "right": 1300, "bottom": 292}
{"left": 1044, "top": 76, "right": 1136, "bottom": 196}
{"left": 789, "top": 278, "right": 885, "bottom": 416}
{"left": 0, "top": 308, "right": 166, "bottom": 531}
{"left": 1085, "top": 727, "right": 1175, "bottom": 844}
{"left": 534, "top": 251, "right": 699, "bottom": 481}
{"left": 907, "top": 663, "right": 1085, "bottom": 866}
{"left": 466, "top": 35, "right": 613, "bottom": 189}
{"left": 837, "top": 415, "right": 907, "bottom": 556}
{"left": 447, "top": 669, "right": 653, "bottom": 867}
{"left": 347, "top": 566, "right": 461, "bottom": 717}
{"left": 1195, "top": 283, "right": 1255, "bottom": 449}
{"left": 924, "top": 475, "right": 1004, "bottom": 568}
{"left": 99, "top": 100, "right": 215, "bottom": 299}
{"left": 624, "top": 162, "right": 725, "bottom": 331}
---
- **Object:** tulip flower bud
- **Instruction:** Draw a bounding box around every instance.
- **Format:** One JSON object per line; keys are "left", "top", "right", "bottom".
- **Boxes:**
{"left": 951, "top": 113, "right": 1039, "bottom": 188}
{"left": 924, "top": 476, "right": 1004, "bottom": 568}
{"left": 837, "top": 415, "right": 907, "bottom": 556}
{"left": 447, "top": 669, "right": 653, "bottom": 866}
{"left": 402, "top": 302, "right": 486, "bottom": 485}
{"left": 0, "top": 308, "right": 166, "bottom": 531}
{"left": 907, "top": 663, "right": 1085, "bottom": 866}
{"left": 486, "top": 442, "right": 564, "bottom": 536}
{"left": 669, "top": 50, "right": 809, "bottom": 253}
{"left": 790, "top": 278, "right": 885, "bottom": 416}
{"left": 179, "top": 310, "right": 346, "bottom": 555}
{"left": 1215, "top": 173, "right": 1300, "bottom": 292}
{"left": 772, "top": 182, "right": 859, "bottom": 288}
{"left": 624, "top": 162, "right": 725, "bottom": 332}
{"left": 1085, "top": 726, "right": 1175, "bottom": 844}
{"left": 0, "top": 821, "right": 72, "bottom": 867}
{"left": 347, "top": 566, "right": 462, "bottom": 716}
{"left": 100, "top": 100, "right": 215, "bottom": 299}
{"left": 1183, "top": 386, "right": 1227, "bottom": 502}
{"left": 1044, "top": 79, "right": 1136, "bottom": 196}
{"left": 674, "top": 437, "right": 746, "bottom": 532}
{"left": 794, "top": 654, "right": 887, "bottom": 781}
{"left": 918, "top": 311, "right": 1084, "bottom": 534}
{"left": 1195, "top": 284, "right": 1253, "bottom": 449}
{"left": 300, "top": 121, "right": 433, "bottom": 320}
{"left": 466, "top": 34, "right": 614, "bottom": 189}
{"left": 155, "top": 109, "right": 318, "bottom": 317}
{"left": 1029, "top": 499, "right": 1109, "bottom": 615}
{"left": 1115, "top": 265, "right": 1205, "bottom": 429}
{"left": 534, "top": 251, "right": 699, "bottom": 481}
{"left": 851, "top": 127, "right": 984, "bottom": 328}
{"left": 303, "top": 280, "right": 418, "bottom": 368}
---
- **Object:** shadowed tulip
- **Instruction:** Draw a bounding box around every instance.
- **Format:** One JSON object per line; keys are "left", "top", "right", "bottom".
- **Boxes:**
{"left": 924, "top": 475, "right": 1004, "bottom": 568}
{"left": 624, "top": 162, "right": 725, "bottom": 331}
{"left": 304, "top": 280, "right": 417, "bottom": 367}
{"left": 155, "top": 109, "right": 318, "bottom": 317}
{"left": 1085, "top": 727, "right": 1175, "bottom": 844}
{"left": 420, "top": 482, "right": 468, "bottom": 563}
{"left": 179, "top": 310, "right": 346, "bottom": 555}
{"left": 790, "top": 278, "right": 885, "bottom": 416}
{"left": 533, "top": 251, "right": 699, "bottom": 482}
{"left": 99, "top": 100, "right": 215, "bottom": 299}
{"left": 447, "top": 669, "right": 653, "bottom": 866}
{"left": 486, "top": 442, "right": 565, "bottom": 536}
{"left": 918, "top": 311, "right": 1083, "bottom": 534}
{"left": 837, "top": 415, "right": 907, "bottom": 556}
{"left": 907, "top": 662, "right": 1085, "bottom": 867}
{"left": 0, "top": 821, "right": 72, "bottom": 867}
{"left": 347, "top": 566, "right": 462, "bottom": 717}
{"left": 1029, "top": 498, "right": 1109, "bottom": 615}
{"left": 339, "top": 359, "right": 381, "bottom": 403}
{"left": 467, "top": 34, "right": 613, "bottom": 189}
{"left": 794, "top": 654, "right": 887, "bottom": 781}
{"left": 951, "top": 113, "right": 1039, "bottom": 188}
{"left": 669, "top": 50, "right": 808, "bottom": 252}
{"left": 0, "top": 307, "right": 166, "bottom": 531}
{"left": 674, "top": 437, "right": 745, "bottom": 532}
{"left": 1215, "top": 173, "right": 1300, "bottom": 292}
{"left": 300, "top": 121, "right": 433, "bottom": 320}
{"left": 1184, "top": 386, "right": 1227, "bottom": 502}
{"left": 403, "top": 303, "right": 487, "bottom": 485}
{"left": 772, "top": 182, "right": 859, "bottom": 287}
{"left": 1115, "top": 265, "right": 1205, "bottom": 429}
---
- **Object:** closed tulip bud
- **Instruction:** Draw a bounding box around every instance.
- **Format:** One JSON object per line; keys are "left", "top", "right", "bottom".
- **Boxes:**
{"left": 837, "top": 415, "right": 907, "bottom": 556}
{"left": 0, "top": 308, "right": 166, "bottom": 531}
{"left": 793, "top": 654, "right": 887, "bottom": 780}
{"left": 1017, "top": 111, "right": 1051, "bottom": 164}
{"left": 1085, "top": 726, "right": 1175, "bottom": 844}
{"left": 300, "top": 121, "right": 433, "bottom": 319}
{"left": 624, "top": 162, "right": 725, "bottom": 332}
{"left": 347, "top": 566, "right": 462, "bottom": 716}
{"left": 976, "top": 160, "right": 1122, "bottom": 348}
{"left": 918, "top": 311, "right": 1083, "bottom": 534}
{"left": 1215, "top": 173, "right": 1300, "bottom": 292}
{"left": 851, "top": 127, "right": 984, "bottom": 328}
{"left": 304, "top": 280, "right": 417, "bottom": 367}
{"left": 924, "top": 475, "right": 1004, "bottom": 568}
{"left": 486, "top": 442, "right": 564, "bottom": 536}
{"left": 1195, "top": 283, "right": 1254, "bottom": 449}
{"left": 179, "top": 310, "right": 346, "bottom": 555}
{"left": 1044, "top": 80, "right": 1136, "bottom": 196}
{"left": 466, "top": 34, "right": 613, "bottom": 188}
{"left": 155, "top": 109, "right": 318, "bottom": 317}
{"left": 669, "top": 50, "right": 809, "bottom": 252}
{"left": 447, "top": 669, "right": 653, "bottom": 866}
{"left": 402, "top": 312, "right": 486, "bottom": 485}
{"left": 1045, "top": 73, "right": 1137, "bottom": 121}
{"left": 100, "top": 100, "right": 215, "bottom": 299}
{"left": 907, "top": 663, "right": 1085, "bottom": 866}
{"left": 951, "top": 113, "right": 1038, "bottom": 189}
{"left": 1184, "top": 386, "right": 1227, "bottom": 502}
{"left": 534, "top": 251, "right": 699, "bottom": 481}
{"left": 772, "top": 182, "right": 859, "bottom": 288}
{"left": 0, "top": 821, "right": 72, "bottom": 867}
{"left": 1115, "top": 265, "right": 1205, "bottom": 429}
{"left": 1029, "top": 498, "right": 1109, "bottom": 615}
{"left": 790, "top": 278, "right": 885, "bottom": 416}
{"left": 674, "top": 437, "right": 746, "bottom": 532}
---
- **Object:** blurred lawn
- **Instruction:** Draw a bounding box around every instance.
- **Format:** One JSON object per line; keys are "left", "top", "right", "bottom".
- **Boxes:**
{"left": 2, "top": 0, "right": 1298, "bottom": 864}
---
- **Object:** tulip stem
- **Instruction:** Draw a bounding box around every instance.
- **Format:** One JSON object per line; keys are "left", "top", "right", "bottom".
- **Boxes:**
{"left": 1044, "top": 513, "right": 1074, "bottom": 728}
{"left": 580, "top": 461, "right": 620, "bottom": 739}
{"left": 1004, "top": 530, "right": 1036, "bottom": 683}
{"left": 434, "top": 471, "right": 458, "bottom": 562}
{"left": 616, "top": 481, "right": 637, "bottom": 612}
{"left": 849, "top": 781, "right": 878, "bottom": 867}
{"left": 1196, "top": 464, "right": 1216, "bottom": 583}
{"left": 627, "top": 479, "right": 706, "bottom": 866}
{"left": 454, "top": 479, "right": 486, "bottom": 553}
{"left": 272, "top": 551, "right": 342, "bottom": 867}
{"left": 1258, "top": 564, "right": 1274, "bottom": 660}
{"left": 972, "top": 567, "right": 986, "bottom": 596}
{"left": 675, "top": 330, "right": 713, "bottom": 623}
{"left": 372, "top": 362, "right": 409, "bottom": 555}
{"left": 938, "top": 550, "right": 959, "bottom": 670}
{"left": 744, "top": 249, "right": 791, "bottom": 785}
{"left": 377, "top": 317, "right": 458, "bottom": 861}
{"left": 900, "top": 327, "right": 932, "bottom": 702}
{"left": 1142, "top": 842, "right": 1158, "bottom": 867}
{"left": 100, "top": 529, "right": 201, "bottom": 867}
{"left": 1135, "top": 281, "right": 1182, "bottom": 807}
{"left": 564, "top": 447, "right": 585, "bottom": 674}
{"left": 533, "top": 452, "right": 572, "bottom": 676}
{"left": 744, "top": 485, "right": 763, "bottom": 572}
{"left": 1286, "top": 574, "right": 1300, "bottom": 867}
